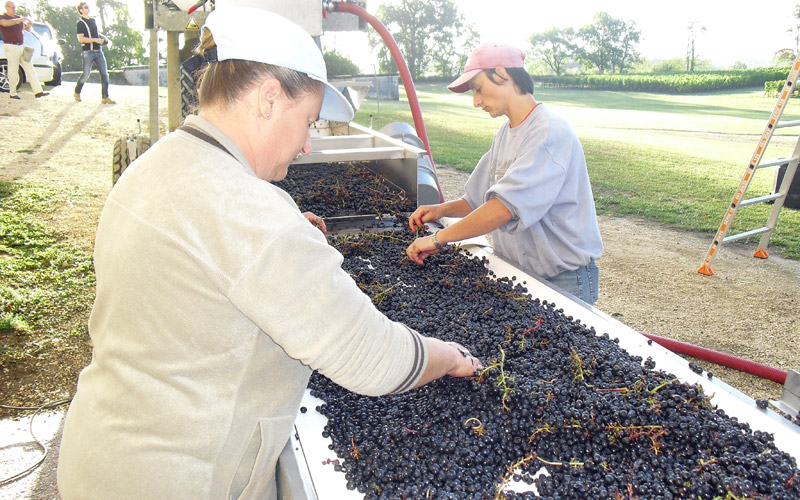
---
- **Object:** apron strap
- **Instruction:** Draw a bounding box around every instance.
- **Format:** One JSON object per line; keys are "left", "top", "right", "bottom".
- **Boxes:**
{"left": 178, "top": 125, "right": 235, "bottom": 159}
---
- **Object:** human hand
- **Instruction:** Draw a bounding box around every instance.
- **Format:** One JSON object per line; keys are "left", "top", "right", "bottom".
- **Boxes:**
{"left": 408, "top": 204, "right": 442, "bottom": 233}
{"left": 303, "top": 211, "right": 326, "bottom": 234}
{"left": 445, "top": 341, "right": 482, "bottom": 377}
{"left": 405, "top": 235, "right": 438, "bottom": 265}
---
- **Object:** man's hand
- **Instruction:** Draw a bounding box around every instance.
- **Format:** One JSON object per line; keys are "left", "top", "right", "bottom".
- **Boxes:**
{"left": 408, "top": 204, "right": 443, "bottom": 233}
{"left": 405, "top": 235, "right": 439, "bottom": 265}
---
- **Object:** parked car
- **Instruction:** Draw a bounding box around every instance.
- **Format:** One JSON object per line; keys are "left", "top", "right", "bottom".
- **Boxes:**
{"left": 31, "top": 21, "right": 65, "bottom": 86}
{"left": 0, "top": 23, "right": 63, "bottom": 92}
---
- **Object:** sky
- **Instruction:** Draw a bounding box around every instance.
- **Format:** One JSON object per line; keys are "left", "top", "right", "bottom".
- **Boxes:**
{"left": 24, "top": 0, "right": 800, "bottom": 71}
{"left": 346, "top": 0, "right": 800, "bottom": 70}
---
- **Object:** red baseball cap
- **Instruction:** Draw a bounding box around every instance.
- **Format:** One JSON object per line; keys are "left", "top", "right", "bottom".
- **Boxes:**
{"left": 448, "top": 42, "right": 526, "bottom": 93}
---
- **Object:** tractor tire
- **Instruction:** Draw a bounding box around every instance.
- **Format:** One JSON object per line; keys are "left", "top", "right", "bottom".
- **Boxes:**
{"left": 112, "top": 135, "right": 151, "bottom": 185}
{"left": 180, "top": 54, "right": 204, "bottom": 121}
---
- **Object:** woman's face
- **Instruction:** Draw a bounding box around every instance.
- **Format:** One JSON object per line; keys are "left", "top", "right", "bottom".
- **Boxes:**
{"left": 257, "top": 87, "right": 323, "bottom": 182}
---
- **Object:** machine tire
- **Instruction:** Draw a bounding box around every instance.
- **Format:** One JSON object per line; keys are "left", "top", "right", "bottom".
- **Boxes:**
{"left": 180, "top": 55, "right": 204, "bottom": 121}
{"left": 112, "top": 135, "right": 151, "bottom": 185}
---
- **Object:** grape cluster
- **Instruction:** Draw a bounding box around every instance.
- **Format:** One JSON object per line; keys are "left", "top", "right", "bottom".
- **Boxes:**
{"left": 274, "top": 163, "right": 415, "bottom": 217}
{"left": 307, "top": 230, "right": 800, "bottom": 500}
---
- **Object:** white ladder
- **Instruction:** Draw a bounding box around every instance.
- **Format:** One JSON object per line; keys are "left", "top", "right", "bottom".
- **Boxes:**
{"left": 698, "top": 55, "right": 800, "bottom": 276}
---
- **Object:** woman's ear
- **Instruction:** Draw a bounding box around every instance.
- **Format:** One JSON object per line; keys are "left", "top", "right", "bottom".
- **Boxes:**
{"left": 257, "top": 78, "right": 281, "bottom": 119}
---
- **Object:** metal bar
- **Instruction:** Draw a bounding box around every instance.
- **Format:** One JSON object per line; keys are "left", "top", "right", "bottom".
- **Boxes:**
{"left": 722, "top": 227, "right": 770, "bottom": 243}
{"left": 148, "top": 29, "right": 159, "bottom": 145}
{"left": 775, "top": 119, "right": 800, "bottom": 128}
{"left": 310, "top": 134, "right": 376, "bottom": 150}
{"left": 738, "top": 193, "right": 784, "bottom": 206}
{"left": 774, "top": 369, "right": 800, "bottom": 417}
{"left": 293, "top": 146, "right": 408, "bottom": 164}
{"left": 166, "top": 31, "right": 181, "bottom": 132}
{"left": 756, "top": 157, "right": 797, "bottom": 169}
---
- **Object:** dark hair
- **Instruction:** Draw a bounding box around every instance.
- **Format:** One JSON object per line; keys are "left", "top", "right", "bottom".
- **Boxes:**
{"left": 193, "top": 27, "right": 322, "bottom": 109}
{"left": 483, "top": 67, "right": 534, "bottom": 95}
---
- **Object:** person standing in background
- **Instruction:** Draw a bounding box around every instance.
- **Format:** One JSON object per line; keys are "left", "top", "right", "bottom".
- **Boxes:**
{"left": 0, "top": 0, "right": 48, "bottom": 99}
{"left": 73, "top": 2, "right": 114, "bottom": 104}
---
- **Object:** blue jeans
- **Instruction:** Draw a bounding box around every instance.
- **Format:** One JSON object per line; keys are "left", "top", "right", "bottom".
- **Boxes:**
{"left": 546, "top": 259, "right": 600, "bottom": 305}
{"left": 74, "top": 50, "right": 109, "bottom": 98}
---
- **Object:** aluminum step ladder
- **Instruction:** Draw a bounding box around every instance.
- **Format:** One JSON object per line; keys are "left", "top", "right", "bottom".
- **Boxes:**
{"left": 698, "top": 55, "right": 800, "bottom": 276}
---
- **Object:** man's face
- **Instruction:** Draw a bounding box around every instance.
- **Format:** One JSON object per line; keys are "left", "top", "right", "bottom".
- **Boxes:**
{"left": 79, "top": 4, "right": 89, "bottom": 16}
{"left": 5, "top": 2, "right": 16, "bottom": 16}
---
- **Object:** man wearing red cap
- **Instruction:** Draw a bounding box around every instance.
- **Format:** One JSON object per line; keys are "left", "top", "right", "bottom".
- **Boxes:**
{"left": 406, "top": 42, "right": 603, "bottom": 305}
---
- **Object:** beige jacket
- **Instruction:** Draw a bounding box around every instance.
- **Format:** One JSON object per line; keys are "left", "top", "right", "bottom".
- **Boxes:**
{"left": 57, "top": 116, "right": 427, "bottom": 499}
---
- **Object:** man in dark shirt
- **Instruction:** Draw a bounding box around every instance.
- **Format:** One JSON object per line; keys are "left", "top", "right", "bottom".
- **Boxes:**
{"left": 73, "top": 2, "right": 114, "bottom": 104}
{"left": 0, "top": 0, "right": 47, "bottom": 99}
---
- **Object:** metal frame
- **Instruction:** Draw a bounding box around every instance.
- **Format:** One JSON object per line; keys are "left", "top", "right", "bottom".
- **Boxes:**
{"left": 289, "top": 232, "right": 800, "bottom": 498}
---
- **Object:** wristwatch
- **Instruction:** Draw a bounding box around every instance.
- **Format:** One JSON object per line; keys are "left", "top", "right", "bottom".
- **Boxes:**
{"left": 431, "top": 231, "right": 448, "bottom": 252}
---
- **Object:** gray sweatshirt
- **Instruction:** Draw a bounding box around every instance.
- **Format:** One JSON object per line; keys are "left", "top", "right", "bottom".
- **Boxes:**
{"left": 464, "top": 103, "right": 603, "bottom": 279}
{"left": 57, "top": 115, "right": 427, "bottom": 499}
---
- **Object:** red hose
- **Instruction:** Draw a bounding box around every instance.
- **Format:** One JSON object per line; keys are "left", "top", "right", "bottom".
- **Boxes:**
{"left": 640, "top": 332, "right": 788, "bottom": 384}
{"left": 331, "top": 1, "right": 445, "bottom": 203}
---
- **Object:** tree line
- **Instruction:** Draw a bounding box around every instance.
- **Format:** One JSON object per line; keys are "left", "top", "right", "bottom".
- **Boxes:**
{"left": 365, "top": 0, "right": 795, "bottom": 80}
{"left": 16, "top": 0, "right": 798, "bottom": 80}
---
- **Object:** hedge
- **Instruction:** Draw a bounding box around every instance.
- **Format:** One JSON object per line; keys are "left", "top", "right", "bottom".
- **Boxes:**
{"left": 534, "top": 68, "right": 791, "bottom": 94}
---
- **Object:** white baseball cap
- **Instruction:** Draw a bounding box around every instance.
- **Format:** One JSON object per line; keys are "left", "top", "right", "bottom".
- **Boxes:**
{"left": 203, "top": 6, "right": 354, "bottom": 123}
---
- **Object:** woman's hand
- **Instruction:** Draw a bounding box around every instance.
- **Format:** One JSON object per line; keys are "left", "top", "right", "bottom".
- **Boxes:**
{"left": 303, "top": 211, "right": 326, "bottom": 234}
{"left": 444, "top": 341, "right": 483, "bottom": 377}
{"left": 413, "top": 338, "right": 482, "bottom": 389}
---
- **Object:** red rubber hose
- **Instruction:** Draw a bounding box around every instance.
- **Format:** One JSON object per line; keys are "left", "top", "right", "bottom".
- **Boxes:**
{"left": 331, "top": 1, "right": 445, "bottom": 203}
{"left": 640, "top": 332, "right": 787, "bottom": 384}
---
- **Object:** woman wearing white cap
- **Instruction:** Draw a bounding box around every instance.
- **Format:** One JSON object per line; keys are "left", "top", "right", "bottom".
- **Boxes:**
{"left": 405, "top": 42, "right": 603, "bottom": 305}
{"left": 56, "top": 7, "right": 480, "bottom": 499}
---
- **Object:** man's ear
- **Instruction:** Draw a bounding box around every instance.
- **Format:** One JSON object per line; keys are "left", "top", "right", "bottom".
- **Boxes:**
{"left": 257, "top": 78, "right": 282, "bottom": 118}
{"left": 495, "top": 66, "right": 510, "bottom": 81}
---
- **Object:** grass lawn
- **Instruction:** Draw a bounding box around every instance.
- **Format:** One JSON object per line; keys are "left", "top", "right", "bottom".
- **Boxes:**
{"left": 353, "top": 84, "right": 800, "bottom": 260}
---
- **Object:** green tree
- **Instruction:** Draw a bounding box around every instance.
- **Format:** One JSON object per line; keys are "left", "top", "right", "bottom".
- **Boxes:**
{"left": 324, "top": 49, "right": 360, "bottom": 77}
{"left": 367, "top": 0, "right": 476, "bottom": 80}
{"left": 427, "top": 2, "right": 478, "bottom": 79}
{"left": 685, "top": 21, "right": 706, "bottom": 72}
{"left": 529, "top": 27, "right": 576, "bottom": 76}
{"left": 95, "top": 0, "right": 145, "bottom": 68}
{"left": 652, "top": 58, "right": 685, "bottom": 73}
{"left": 774, "top": 48, "right": 796, "bottom": 66}
{"left": 576, "top": 12, "right": 641, "bottom": 74}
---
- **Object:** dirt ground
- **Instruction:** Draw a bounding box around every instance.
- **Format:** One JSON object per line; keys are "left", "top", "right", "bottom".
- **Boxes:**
{"left": 1, "top": 82, "right": 799, "bottom": 410}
